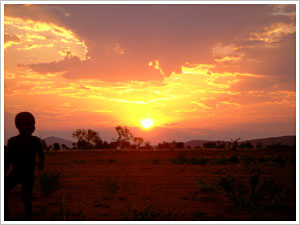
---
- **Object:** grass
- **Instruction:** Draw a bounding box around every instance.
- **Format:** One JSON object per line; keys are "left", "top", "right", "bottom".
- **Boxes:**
{"left": 72, "top": 160, "right": 87, "bottom": 164}
{"left": 191, "top": 210, "right": 205, "bottom": 219}
{"left": 213, "top": 155, "right": 228, "bottom": 165}
{"left": 198, "top": 179, "right": 218, "bottom": 193}
{"left": 272, "top": 156, "right": 286, "bottom": 165}
{"left": 169, "top": 154, "right": 210, "bottom": 165}
{"left": 94, "top": 201, "right": 110, "bottom": 208}
{"left": 258, "top": 157, "right": 268, "bottom": 164}
{"left": 94, "top": 159, "right": 104, "bottom": 164}
{"left": 124, "top": 205, "right": 161, "bottom": 220}
{"left": 229, "top": 156, "right": 239, "bottom": 164}
{"left": 108, "top": 158, "right": 116, "bottom": 163}
{"left": 124, "top": 204, "right": 178, "bottom": 221}
{"left": 37, "top": 171, "right": 63, "bottom": 196}
{"left": 219, "top": 173, "right": 292, "bottom": 212}
{"left": 100, "top": 177, "right": 120, "bottom": 195}
{"left": 152, "top": 158, "right": 160, "bottom": 164}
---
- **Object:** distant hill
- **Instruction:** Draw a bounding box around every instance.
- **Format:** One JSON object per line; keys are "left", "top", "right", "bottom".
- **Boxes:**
{"left": 185, "top": 135, "right": 296, "bottom": 148}
{"left": 184, "top": 140, "right": 213, "bottom": 148}
{"left": 44, "top": 136, "right": 74, "bottom": 148}
{"left": 243, "top": 136, "right": 296, "bottom": 147}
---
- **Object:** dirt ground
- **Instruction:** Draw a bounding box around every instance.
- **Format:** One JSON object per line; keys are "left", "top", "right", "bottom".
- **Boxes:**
{"left": 6, "top": 149, "right": 296, "bottom": 221}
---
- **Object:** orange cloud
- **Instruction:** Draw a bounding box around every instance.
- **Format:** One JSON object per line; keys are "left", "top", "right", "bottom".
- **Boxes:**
{"left": 4, "top": 16, "right": 88, "bottom": 64}
{"left": 4, "top": 33, "right": 21, "bottom": 49}
{"left": 249, "top": 23, "right": 296, "bottom": 44}
{"left": 148, "top": 60, "right": 165, "bottom": 75}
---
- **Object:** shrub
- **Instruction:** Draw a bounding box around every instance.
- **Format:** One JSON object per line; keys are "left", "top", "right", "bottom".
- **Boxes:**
{"left": 198, "top": 179, "right": 217, "bottom": 193}
{"left": 100, "top": 177, "right": 120, "bottom": 194}
{"left": 169, "top": 154, "right": 209, "bottom": 165}
{"left": 258, "top": 157, "right": 268, "bottom": 164}
{"left": 191, "top": 210, "right": 204, "bottom": 219}
{"left": 124, "top": 204, "right": 178, "bottom": 220}
{"left": 108, "top": 158, "right": 116, "bottom": 163}
{"left": 214, "top": 155, "right": 228, "bottom": 165}
{"left": 219, "top": 173, "right": 292, "bottom": 211}
{"left": 125, "top": 205, "right": 161, "bottom": 220}
{"left": 169, "top": 154, "right": 186, "bottom": 165}
{"left": 186, "top": 157, "right": 209, "bottom": 165}
{"left": 152, "top": 158, "right": 160, "bottom": 164}
{"left": 272, "top": 156, "right": 286, "bottom": 165}
{"left": 95, "top": 159, "right": 104, "bottom": 164}
{"left": 37, "top": 171, "right": 63, "bottom": 196}
{"left": 219, "top": 175, "right": 248, "bottom": 208}
{"left": 229, "top": 156, "right": 239, "bottom": 164}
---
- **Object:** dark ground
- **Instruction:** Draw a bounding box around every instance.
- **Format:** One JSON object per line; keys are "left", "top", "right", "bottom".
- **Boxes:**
{"left": 6, "top": 149, "right": 296, "bottom": 221}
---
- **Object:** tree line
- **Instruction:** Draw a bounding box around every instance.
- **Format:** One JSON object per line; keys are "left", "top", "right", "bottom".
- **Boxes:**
{"left": 35, "top": 127, "right": 295, "bottom": 151}
{"left": 45, "top": 126, "right": 152, "bottom": 150}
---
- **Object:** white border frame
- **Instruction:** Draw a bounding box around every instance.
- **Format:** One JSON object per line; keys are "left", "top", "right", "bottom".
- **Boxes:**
{"left": 1, "top": 1, "right": 299, "bottom": 224}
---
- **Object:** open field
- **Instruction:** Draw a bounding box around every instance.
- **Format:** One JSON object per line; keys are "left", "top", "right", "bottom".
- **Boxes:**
{"left": 7, "top": 149, "right": 296, "bottom": 221}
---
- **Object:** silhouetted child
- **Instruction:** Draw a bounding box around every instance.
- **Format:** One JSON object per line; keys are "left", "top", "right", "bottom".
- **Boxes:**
{"left": 5, "top": 112, "right": 45, "bottom": 220}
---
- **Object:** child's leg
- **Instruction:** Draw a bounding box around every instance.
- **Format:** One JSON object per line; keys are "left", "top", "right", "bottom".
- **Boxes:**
{"left": 21, "top": 175, "right": 35, "bottom": 220}
{"left": 5, "top": 172, "right": 21, "bottom": 220}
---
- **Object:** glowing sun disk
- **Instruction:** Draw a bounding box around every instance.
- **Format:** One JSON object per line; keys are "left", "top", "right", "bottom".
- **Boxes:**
{"left": 140, "top": 118, "right": 154, "bottom": 129}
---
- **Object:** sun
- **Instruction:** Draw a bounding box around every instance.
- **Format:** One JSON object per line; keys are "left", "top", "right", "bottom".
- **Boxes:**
{"left": 140, "top": 118, "right": 154, "bottom": 129}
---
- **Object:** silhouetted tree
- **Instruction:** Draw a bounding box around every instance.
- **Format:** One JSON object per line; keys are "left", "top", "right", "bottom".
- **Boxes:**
{"left": 240, "top": 141, "right": 254, "bottom": 149}
{"left": 72, "top": 129, "right": 102, "bottom": 149}
{"left": 115, "top": 126, "right": 133, "bottom": 149}
{"left": 175, "top": 142, "right": 185, "bottom": 149}
{"left": 94, "top": 138, "right": 103, "bottom": 149}
{"left": 157, "top": 141, "right": 171, "bottom": 149}
{"left": 144, "top": 141, "right": 152, "bottom": 149}
{"left": 76, "top": 140, "right": 92, "bottom": 149}
{"left": 53, "top": 143, "right": 60, "bottom": 150}
{"left": 230, "top": 138, "right": 241, "bottom": 150}
{"left": 61, "top": 144, "right": 70, "bottom": 150}
{"left": 109, "top": 141, "right": 118, "bottom": 149}
{"left": 256, "top": 142, "right": 264, "bottom": 150}
{"left": 216, "top": 141, "right": 226, "bottom": 149}
{"left": 133, "top": 137, "right": 144, "bottom": 149}
{"left": 203, "top": 142, "right": 216, "bottom": 149}
{"left": 102, "top": 141, "right": 110, "bottom": 149}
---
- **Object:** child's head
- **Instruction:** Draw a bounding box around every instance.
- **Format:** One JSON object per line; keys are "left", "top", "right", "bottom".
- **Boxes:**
{"left": 15, "top": 112, "right": 35, "bottom": 135}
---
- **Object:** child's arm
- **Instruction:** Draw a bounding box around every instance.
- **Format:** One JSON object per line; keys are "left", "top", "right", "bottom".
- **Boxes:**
{"left": 36, "top": 138, "right": 46, "bottom": 170}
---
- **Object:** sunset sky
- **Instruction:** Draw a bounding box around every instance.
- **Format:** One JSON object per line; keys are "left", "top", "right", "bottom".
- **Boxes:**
{"left": 3, "top": 3, "right": 297, "bottom": 144}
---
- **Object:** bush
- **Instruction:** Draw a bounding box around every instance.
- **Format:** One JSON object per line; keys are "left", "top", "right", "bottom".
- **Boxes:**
{"left": 125, "top": 205, "right": 161, "bottom": 220}
{"left": 108, "top": 159, "right": 116, "bottom": 163}
{"left": 214, "top": 155, "right": 228, "bottom": 165}
{"left": 272, "top": 156, "right": 286, "bottom": 165}
{"left": 258, "top": 157, "right": 268, "bottom": 164}
{"left": 169, "top": 154, "right": 209, "bottom": 165}
{"left": 169, "top": 154, "right": 186, "bottom": 165}
{"left": 152, "top": 158, "right": 160, "bottom": 164}
{"left": 37, "top": 171, "right": 63, "bottom": 196}
{"left": 186, "top": 157, "right": 209, "bottom": 165}
{"left": 219, "top": 173, "right": 292, "bottom": 211}
{"left": 198, "top": 179, "right": 217, "bottom": 193}
{"left": 229, "top": 156, "right": 239, "bottom": 164}
{"left": 124, "top": 204, "right": 178, "bottom": 220}
{"left": 100, "top": 177, "right": 120, "bottom": 194}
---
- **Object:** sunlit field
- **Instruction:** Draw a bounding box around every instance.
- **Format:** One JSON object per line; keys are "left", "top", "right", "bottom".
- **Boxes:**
{"left": 7, "top": 148, "right": 296, "bottom": 221}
